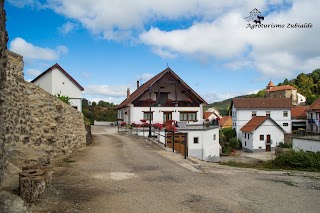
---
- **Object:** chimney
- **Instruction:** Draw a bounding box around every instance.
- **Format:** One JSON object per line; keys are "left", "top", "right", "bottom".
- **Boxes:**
{"left": 127, "top": 88, "right": 130, "bottom": 99}
{"left": 137, "top": 80, "right": 140, "bottom": 89}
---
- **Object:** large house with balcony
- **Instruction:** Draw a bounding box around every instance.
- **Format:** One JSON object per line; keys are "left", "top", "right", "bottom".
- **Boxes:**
{"left": 116, "top": 68, "right": 220, "bottom": 162}
{"left": 231, "top": 98, "right": 293, "bottom": 146}
{"left": 307, "top": 97, "right": 320, "bottom": 133}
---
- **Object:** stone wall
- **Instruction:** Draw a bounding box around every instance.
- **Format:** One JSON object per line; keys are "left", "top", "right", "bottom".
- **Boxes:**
{"left": 0, "top": 51, "right": 87, "bottom": 190}
{"left": 0, "top": 0, "right": 8, "bottom": 189}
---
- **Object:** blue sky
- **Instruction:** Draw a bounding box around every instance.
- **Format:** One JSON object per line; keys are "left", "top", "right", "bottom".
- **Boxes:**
{"left": 4, "top": 0, "right": 320, "bottom": 104}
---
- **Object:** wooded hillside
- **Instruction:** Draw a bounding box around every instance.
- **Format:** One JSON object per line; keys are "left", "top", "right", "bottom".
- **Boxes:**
{"left": 207, "top": 69, "right": 320, "bottom": 116}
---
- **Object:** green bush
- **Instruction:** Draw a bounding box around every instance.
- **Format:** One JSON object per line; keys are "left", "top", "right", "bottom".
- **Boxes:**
{"left": 55, "top": 93, "right": 71, "bottom": 105}
{"left": 277, "top": 142, "right": 292, "bottom": 148}
{"left": 229, "top": 137, "right": 240, "bottom": 149}
{"left": 221, "top": 128, "right": 236, "bottom": 142}
{"left": 272, "top": 150, "right": 320, "bottom": 171}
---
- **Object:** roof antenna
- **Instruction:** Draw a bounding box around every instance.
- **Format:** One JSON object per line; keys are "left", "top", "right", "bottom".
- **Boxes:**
{"left": 166, "top": 62, "right": 169, "bottom": 68}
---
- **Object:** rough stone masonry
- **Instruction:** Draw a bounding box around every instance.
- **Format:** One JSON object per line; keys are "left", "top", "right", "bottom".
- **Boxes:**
{"left": 0, "top": 0, "right": 86, "bottom": 193}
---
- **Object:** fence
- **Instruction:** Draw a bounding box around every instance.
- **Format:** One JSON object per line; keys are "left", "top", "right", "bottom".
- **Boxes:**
{"left": 118, "top": 125, "right": 188, "bottom": 159}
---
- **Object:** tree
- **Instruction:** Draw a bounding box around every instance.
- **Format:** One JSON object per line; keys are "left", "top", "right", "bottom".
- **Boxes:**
{"left": 82, "top": 98, "right": 89, "bottom": 109}
{"left": 92, "top": 101, "right": 97, "bottom": 106}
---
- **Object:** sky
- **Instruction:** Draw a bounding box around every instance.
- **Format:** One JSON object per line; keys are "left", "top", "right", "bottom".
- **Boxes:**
{"left": 4, "top": 0, "right": 320, "bottom": 104}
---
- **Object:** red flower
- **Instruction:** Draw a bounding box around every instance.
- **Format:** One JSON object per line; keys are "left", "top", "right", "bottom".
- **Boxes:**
{"left": 165, "top": 124, "right": 177, "bottom": 132}
{"left": 120, "top": 122, "right": 126, "bottom": 126}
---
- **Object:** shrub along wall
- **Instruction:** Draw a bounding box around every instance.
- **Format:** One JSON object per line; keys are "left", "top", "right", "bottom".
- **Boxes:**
{"left": 0, "top": 51, "right": 86, "bottom": 190}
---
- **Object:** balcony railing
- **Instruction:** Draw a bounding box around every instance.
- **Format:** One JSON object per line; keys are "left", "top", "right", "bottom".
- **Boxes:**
{"left": 133, "top": 100, "right": 199, "bottom": 107}
{"left": 308, "top": 119, "right": 315, "bottom": 123}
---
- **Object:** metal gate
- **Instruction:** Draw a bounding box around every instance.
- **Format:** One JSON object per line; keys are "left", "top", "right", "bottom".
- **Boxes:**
{"left": 166, "top": 133, "right": 188, "bottom": 157}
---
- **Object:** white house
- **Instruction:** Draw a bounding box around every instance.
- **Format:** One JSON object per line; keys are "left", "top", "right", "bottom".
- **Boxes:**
{"left": 240, "top": 116, "right": 285, "bottom": 152}
{"left": 232, "top": 98, "right": 293, "bottom": 139}
{"left": 31, "top": 63, "right": 84, "bottom": 112}
{"left": 307, "top": 97, "right": 320, "bottom": 133}
{"left": 116, "top": 68, "right": 220, "bottom": 162}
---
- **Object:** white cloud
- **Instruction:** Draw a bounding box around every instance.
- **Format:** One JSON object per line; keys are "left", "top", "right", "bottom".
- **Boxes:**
{"left": 83, "top": 84, "right": 130, "bottom": 104}
{"left": 7, "top": 0, "right": 38, "bottom": 8}
{"left": 140, "top": 0, "right": 320, "bottom": 79}
{"left": 59, "top": 22, "right": 78, "bottom": 34}
{"left": 26, "top": 68, "right": 41, "bottom": 77}
{"left": 84, "top": 85, "right": 127, "bottom": 97}
{"left": 9, "top": 37, "right": 68, "bottom": 63}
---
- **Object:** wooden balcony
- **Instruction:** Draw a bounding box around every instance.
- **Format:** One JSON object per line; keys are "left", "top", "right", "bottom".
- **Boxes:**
{"left": 133, "top": 100, "right": 199, "bottom": 107}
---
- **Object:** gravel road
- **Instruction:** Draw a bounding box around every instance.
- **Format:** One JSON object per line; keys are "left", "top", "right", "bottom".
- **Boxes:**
{"left": 31, "top": 126, "right": 320, "bottom": 213}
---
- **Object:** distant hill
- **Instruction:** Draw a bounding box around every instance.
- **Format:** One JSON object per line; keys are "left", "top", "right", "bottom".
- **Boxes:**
{"left": 205, "top": 94, "right": 252, "bottom": 116}
{"left": 206, "top": 68, "right": 320, "bottom": 116}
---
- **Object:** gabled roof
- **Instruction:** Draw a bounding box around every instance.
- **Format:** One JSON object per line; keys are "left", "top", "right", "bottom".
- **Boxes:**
{"left": 31, "top": 63, "right": 84, "bottom": 91}
{"left": 240, "top": 116, "right": 285, "bottom": 133}
{"left": 204, "top": 112, "right": 213, "bottom": 120}
{"left": 309, "top": 97, "right": 320, "bottom": 110}
{"left": 116, "top": 68, "right": 207, "bottom": 109}
{"left": 291, "top": 106, "right": 307, "bottom": 119}
{"left": 266, "top": 85, "right": 296, "bottom": 92}
{"left": 219, "top": 116, "right": 232, "bottom": 128}
{"left": 233, "top": 98, "right": 293, "bottom": 109}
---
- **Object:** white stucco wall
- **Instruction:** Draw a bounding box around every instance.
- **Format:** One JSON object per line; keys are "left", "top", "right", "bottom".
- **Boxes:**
{"left": 232, "top": 107, "right": 291, "bottom": 139}
{"left": 293, "top": 138, "right": 320, "bottom": 152}
{"left": 182, "top": 128, "right": 220, "bottom": 162}
{"left": 241, "top": 132, "right": 253, "bottom": 151}
{"left": 297, "top": 93, "right": 306, "bottom": 104}
{"left": 32, "top": 71, "right": 53, "bottom": 94}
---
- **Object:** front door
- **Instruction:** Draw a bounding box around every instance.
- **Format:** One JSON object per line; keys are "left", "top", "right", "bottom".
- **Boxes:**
{"left": 266, "top": 134, "right": 271, "bottom": 152}
{"left": 163, "top": 112, "right": 172, "bottom": 123}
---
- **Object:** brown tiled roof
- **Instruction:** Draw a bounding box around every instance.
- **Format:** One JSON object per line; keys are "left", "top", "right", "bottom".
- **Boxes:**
{"left": 116, "top": 68, "right": 207, "bottom": 109}
{"left": 233, "top": 98, "right": 293, "bottom": 109}
{"left": 309, "top": 97, "right": 320, "bottom": 110}
{"left": 267, "top": 80, "right": 274, "bottom": 87}
{"left": 240, "top": 116, "right": 284, "bottom": 133}
{"left": 204, "top": 112, "right": 213, "bottom": 120}
{"left": 219, "top": 116, "right": 232, "bottom": 128}
{"left": 31, "top": 63, "right": 84, "bottom": 91}
{"left": 266, "top": 85, "right": 296, "bottom": 92}
{"left": 291, "top": 106, "right": 307, "bottom": 119}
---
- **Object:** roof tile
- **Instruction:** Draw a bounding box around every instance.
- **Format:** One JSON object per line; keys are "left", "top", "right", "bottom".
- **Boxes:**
{"left": 233, "top": 98, "right": 293, "bottom": 109}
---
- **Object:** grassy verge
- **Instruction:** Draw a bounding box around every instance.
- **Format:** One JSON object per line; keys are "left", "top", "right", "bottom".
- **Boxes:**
{"left": 220, "top": 150, "right": 320, "bottom": 172}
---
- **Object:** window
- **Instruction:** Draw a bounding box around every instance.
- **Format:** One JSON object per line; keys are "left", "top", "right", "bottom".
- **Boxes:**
{"left": 247, "top": 134, "right": 249, "bottom": 139}
{"left": 266, "top": 111, "right": 270, "bottom": 117}
{"left": 252, "top": 111, "right": 257, "bottom": 117}
{"left": 283, "top": 111, "right": 288, "bottom": 117}
{"left": 260, "top": 135, "right": 264, "bottom": 141}
{"left": 143, "top": 112, "right": 153, "bottom": 121}
{"left": 245, "top": 141, "right": 247, "bottom": 146}
{"left": 213, "top": 134, "right": 216, "bottom": 140}
{"left": 180, "top": 112, "right": 197, "bottom": 121}
{"left": 194, "top": 137, "right": 199, "bottom": 144}
{"left": 283, "top": 123, "right": 288, "bottom": 126}
{"left": 244, "top": 133, "right": 246, "bottom": 138}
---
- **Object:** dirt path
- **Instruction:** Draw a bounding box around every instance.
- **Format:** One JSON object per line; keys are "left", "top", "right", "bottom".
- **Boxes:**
{"left": 30, "top": 126, "right": 320, "bottom": 213}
